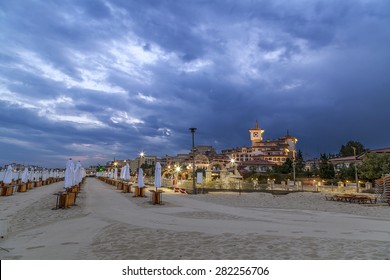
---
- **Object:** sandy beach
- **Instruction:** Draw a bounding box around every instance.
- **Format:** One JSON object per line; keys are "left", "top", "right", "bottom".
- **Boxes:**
{"left": 1, "top": 177, "right": 389, "bottom": 260}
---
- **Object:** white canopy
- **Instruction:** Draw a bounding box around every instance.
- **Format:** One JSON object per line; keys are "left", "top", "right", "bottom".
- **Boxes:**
{"left": 21, "top": 167, "right": 29, "bottom": 183}
{"left": 2, "top": 165, "right": 13, "bottom": 184}
{"left": 121, "top": 163, "right": 130, "bottom": 181}
{"left": 154, "top": 162, "right": 162, "bottom": 188}
{"left": 137, "top": 168, "right": 144, "bottom": 188}
{"left": 64, "top": 159, "right": 75, "bottom": 189}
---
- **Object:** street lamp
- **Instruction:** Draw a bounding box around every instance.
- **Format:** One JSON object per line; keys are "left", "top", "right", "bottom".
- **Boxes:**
{"left": 113, "top": 161, "right": 118, "bottom": 188}
{"left": 189, "top": 127, "right": 197, "bottom": 194}
{"left": 292, "top": 150, "right": 296, "bottom": 187}
{"left": 352, "top": 147, "right": 359, "bottom": 193}
{"left": 137, "top": 151, "right": 145, "bottom": 178}
{"left": 230, "top": 158, "right": 242, "bottom": 195}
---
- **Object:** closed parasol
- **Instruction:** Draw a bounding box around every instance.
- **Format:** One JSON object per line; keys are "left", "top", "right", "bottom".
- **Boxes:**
{"left": 64, "top": 158, "right": 74, "bottom": 189}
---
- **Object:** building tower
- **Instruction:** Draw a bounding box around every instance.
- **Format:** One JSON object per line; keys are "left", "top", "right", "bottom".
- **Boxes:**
{"left": 249, "top": 120, "right": 265, "bottom": 146}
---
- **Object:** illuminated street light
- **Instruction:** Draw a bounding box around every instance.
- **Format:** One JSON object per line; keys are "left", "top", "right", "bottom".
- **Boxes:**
{"left": 137, "top": 151, "right": 145, "bottom": 178}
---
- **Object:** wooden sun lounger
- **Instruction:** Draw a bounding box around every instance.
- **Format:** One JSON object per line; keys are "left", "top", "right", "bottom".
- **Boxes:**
{"left": 173, "top": 187, "right": 188, "bottom": 194}
{"left": 332, "top": 194, "right": 354, "bottom": 202}
{"left": 351, "top": 195, "right": 377, "bottom": 204}
{"left": 325, "top": 194, "right": 377, "bottom": 204}
{"left": 325, "top": 194, "right": 336, "bottom": 201}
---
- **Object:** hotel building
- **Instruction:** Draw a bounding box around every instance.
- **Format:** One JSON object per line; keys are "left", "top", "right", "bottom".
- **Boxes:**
{"left": 222, "top": 120, "right": 298, "bottom": 166}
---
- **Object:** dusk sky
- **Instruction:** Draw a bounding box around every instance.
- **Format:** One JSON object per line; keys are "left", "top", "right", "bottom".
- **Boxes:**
{"left": 1, "top": 0, "right": 390, "bottom": 168}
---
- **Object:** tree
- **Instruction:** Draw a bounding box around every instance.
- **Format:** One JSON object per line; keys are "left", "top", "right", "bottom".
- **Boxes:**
{"left": 359, "top": 153, "right": 390, "bottom": 181}
{"left": 318, "top": 153, "right": 335, "bottom": 179}
{"left": 140, "top": 163, "right": 155, "bottom": 176}
{"left": 295, "top": 150, "right": 305, "bottom": 174}
{"left": 336, "top": 165, "right": 356, "bottom": 181}
{"left": 274, "top": 158, "right": 293, "bottom": 174}
{"left": 339, "top": 140, "right": 367, "bottom": 157}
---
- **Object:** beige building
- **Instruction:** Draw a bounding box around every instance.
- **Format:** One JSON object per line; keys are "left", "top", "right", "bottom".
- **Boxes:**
{"left": 223, "top": 120, "right": 298, "bottom": 166}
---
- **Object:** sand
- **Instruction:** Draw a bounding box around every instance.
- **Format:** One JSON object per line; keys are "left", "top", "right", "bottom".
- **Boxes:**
{"left": 1, "top": 177, "right": 389, "bottom": 260}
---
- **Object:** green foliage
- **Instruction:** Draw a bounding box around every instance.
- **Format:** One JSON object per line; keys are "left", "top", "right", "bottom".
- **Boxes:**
{"left": 140, "top": 163, "right": 155, "bottom": 176}
{"left": 336, "top": 165, "right": 356, "bottom": 181}
{"left": 295, "top": 150, "right": 305, "bottom": 174}
{"left": 273, "top": 158, "right": 293, "bottom": 174}
{"left": 359, "top": 153, "right": 390, "bottom": 180}
{"left": 339, "top": 140, "right": 367, "bottom": 157}
{"left": 318, "top": 153, "right": 335, "bottom": 179}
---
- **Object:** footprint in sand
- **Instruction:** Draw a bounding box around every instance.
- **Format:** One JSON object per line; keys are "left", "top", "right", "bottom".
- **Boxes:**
{"left": 61, "top": 242, "right": 79, "bottom": 245}
{"left": 26, "top": 245, "right": 45, "bottom": 250}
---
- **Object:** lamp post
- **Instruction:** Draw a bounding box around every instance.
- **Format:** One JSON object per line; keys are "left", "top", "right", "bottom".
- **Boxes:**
{"left": 114, "top": 161, "right": 118, "bottom": 188}
{"left": 189, "top": 128, "right": 197, "bottom": 194}
{"left": 175, "top": 165, "right": 181, "bottom": 185}
{"left": 292, "top": 149, "right": 296, "bottom": 187}
{"left": 137, "top": 151, "right": 145, "bottom": 179}
{"left": 352, "top": 147, "right": 359, "bottom": 193}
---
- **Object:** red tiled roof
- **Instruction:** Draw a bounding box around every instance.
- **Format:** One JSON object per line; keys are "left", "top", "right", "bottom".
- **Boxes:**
{"left": 329, "top": 156, "right": 357, "bottom": 162}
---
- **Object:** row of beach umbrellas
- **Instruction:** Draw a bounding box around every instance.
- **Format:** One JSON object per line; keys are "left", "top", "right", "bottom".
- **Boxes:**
{"left": 1, "top": 165, "right": 65, "bottom": 185}
{"left": 64, "top": 159, "right": 86, "bottom": 189}
{"left": 96, "top": 162, "right": 162, "bottom": 190}
{"left": 135, "top": 162, "right": 162, "bottom": 190}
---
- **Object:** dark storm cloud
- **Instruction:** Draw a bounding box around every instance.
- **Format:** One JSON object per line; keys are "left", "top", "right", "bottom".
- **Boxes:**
{"left": 1, "top": 0, "right": 390, "bottom": 167}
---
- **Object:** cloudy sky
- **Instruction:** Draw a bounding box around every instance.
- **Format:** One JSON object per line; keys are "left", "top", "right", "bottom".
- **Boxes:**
{"left": 1, "top": 0, "right": 389, "bottom": 168}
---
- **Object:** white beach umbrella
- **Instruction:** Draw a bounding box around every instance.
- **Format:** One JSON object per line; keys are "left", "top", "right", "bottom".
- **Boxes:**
{"left": 36, "top": 171, "right": 42, "bottom": 181}
{"left": 29, "top": 169, "right": 35, "bottom": 182}
{"left": 113, "top": 167, "right": 118, "bottom": 180}
{"left": 74, "top": 161, "right": 82, "bottom": 185}
{"left": 137, "top": 168, "right": 144, "bottom": 188}
{"left": 123, "top": 163, "right": 130, "bottom": 181}
{"left": 21, "top": 167, "right": 29, "bottom": 183}
{"left": 2, "top": 165, "right": 13, "bottom": 185}
{"left": 154, "top": 162, "right": 162, "bottom": 191}
{"left": 0, "top": 170, "right": 5, "bottom": 182}
{"left": 41, "top": 169, "right": 48, "bottom": 181}
{"left": 120, "top": 166, "right": 125, "bottom": 179}
{"left": 64, "top": 158, "right": 75, "bottom": 189}
{"left": 12, "top": 169, "right": 19, "bottom": 181}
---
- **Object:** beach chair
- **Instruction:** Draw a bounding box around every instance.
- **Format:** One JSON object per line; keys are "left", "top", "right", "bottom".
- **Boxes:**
{"left": 352, "top": 195, "right": 376, "bottom": 204}
{"left": 324, "top": 194, "right": 336, "bottom": 201}
{"left": 179, "top": 188, "right": 189, "bottom": 194}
